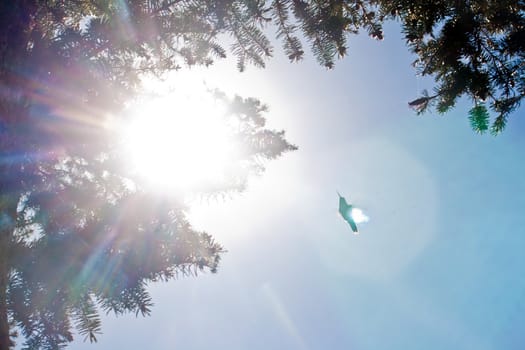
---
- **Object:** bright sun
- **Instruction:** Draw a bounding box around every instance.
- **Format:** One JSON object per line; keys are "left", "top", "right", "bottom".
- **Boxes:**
{"left": 122, "top": 87, "right": 235, "bottom": 192}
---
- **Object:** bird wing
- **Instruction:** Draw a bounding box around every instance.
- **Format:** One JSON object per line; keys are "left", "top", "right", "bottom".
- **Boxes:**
{"left": 347, "top": 217, "right": 358, "bottom": 233}
{"left": 339, "top": 195, "right": 348, "bottom": 212}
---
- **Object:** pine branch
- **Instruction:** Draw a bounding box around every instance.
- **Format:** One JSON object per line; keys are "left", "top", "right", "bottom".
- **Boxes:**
{"left": 72, "top": 295, "right": 101, "bottom": 343}
{"left": 469, "top": 104, "right": 490, "bottom": 134}
{"left": 272, "top": 0, "right": 304, "bottom": 61}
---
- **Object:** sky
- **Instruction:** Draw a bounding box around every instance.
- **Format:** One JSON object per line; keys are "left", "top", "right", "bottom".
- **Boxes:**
{"left": 65, "top": 22, "right": 525, "bottom": 350}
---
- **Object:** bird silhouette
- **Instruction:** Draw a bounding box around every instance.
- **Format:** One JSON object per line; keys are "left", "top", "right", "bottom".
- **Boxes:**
{"left": 337, "top": 192, "right": 358, "bottom": 233}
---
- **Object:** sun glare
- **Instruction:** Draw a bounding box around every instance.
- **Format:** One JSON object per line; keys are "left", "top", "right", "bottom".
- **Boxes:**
{"left": 122, "top": 88, "right": 234, "bottom": 192}
{"left": 351, "top": 208, "right": 369, "bottom": 224}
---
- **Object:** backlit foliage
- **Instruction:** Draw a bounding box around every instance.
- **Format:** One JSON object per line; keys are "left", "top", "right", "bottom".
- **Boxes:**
{"left": 0, "top": 1, "right": 297, "bottom": 348}
{"left": 393, "top": 0, "right": 525, "bottom": 133}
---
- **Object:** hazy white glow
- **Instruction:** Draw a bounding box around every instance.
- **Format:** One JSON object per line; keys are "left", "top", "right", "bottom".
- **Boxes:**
{"left": 351, "top": 208, "right": 369, "bottom": 224}
{"left": 122, "top": 90, "right": 234, "bottom": 191}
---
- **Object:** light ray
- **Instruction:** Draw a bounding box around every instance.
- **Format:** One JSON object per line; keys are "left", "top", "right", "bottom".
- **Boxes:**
{"left": 262, "top": 283, "right": 308, "bottom": 349}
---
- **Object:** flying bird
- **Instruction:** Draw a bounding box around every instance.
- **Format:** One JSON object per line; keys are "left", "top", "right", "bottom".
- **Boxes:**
{"left": 337, "top": 192, "right": 358, "bottom": 233}
{"left": 408, "top": 92, "right": 438, "bottom": 113}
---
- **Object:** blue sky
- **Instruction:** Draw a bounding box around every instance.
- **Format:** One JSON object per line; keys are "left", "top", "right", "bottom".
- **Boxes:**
{"left": 66, "top": 22, "right": 525, "bottom": 350}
